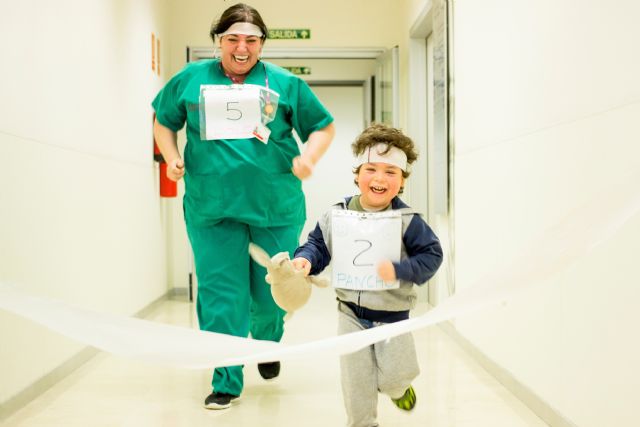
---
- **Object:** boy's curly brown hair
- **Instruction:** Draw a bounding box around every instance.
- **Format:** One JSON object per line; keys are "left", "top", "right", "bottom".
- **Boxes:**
{"left": 352, "top": 123, "right": 418, "bottom": 193}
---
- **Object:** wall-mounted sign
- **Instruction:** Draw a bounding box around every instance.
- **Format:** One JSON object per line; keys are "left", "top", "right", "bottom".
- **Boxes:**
{"left": 152, "top": 33, "right": 161, "bottom": 75}
{"left": 268, "top": 29, "right": 311, "bottom": 40}
{"left": 282, "top": 66, "right": 311, "bottom": 75}
{"left": 156, "top": 37, "right": 161, "bottom": 76}
{"left": 151, "top": 33, "right": 156, "bottom": 71}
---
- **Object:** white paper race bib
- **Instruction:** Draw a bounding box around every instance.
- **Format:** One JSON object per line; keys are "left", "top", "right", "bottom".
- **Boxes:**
{"left": 200, "top": 84, "right": 261, "bottom": 140}
{"left": 331, "top": 210, "right": 402, "bottom": 291}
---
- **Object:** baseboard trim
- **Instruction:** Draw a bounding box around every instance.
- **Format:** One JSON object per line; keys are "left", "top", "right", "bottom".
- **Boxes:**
{"left": 168, "top": 286, "right": 189, "bottom": 299}
{"left": 0, "top": 346, "right": 99, "bottom": 421}
{"left": 0, "top": 290, "right": 172, "bottom": 421}
{"left": 438, "top": 321, "right": 578, "bottom": 427}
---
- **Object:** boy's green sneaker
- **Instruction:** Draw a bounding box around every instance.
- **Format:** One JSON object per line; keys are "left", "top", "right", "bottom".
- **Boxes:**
{"left": 391, "top": 385, "right": 417, "bottom": 411}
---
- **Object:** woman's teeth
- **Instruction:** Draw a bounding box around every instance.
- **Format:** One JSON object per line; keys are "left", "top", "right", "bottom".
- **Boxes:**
{"left": 234, "top": 55, "right": 249, "bottom": 63}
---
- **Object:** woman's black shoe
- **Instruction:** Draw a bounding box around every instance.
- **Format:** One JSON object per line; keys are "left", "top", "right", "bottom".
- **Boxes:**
{"left": 203, "top": 391, "right": 239, "bottom": 410}
{"left": 258, "top": 361, "right": 281, "bottom": 379}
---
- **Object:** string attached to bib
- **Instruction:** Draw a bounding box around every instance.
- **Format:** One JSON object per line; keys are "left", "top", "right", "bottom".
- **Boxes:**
{"left": 220, "top": 62, "right": 273, "bottom": 115}
{"left": 262, "top": 64, "right": 274, "bottom": 115}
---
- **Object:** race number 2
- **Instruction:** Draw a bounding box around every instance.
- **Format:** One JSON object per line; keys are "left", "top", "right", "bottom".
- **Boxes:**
{"left": 352, "top": 240, "right": 374, "bottom": 266}
{"left": 331, "top": 210, "right": 402, "bottom": 291}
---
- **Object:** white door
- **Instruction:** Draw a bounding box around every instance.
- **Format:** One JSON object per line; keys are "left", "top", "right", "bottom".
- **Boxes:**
{"left": 375, "top": 47, "right": 399, "bottom": 127}
{"left": 299, "top": 85, "right": 365, "bottom": 242}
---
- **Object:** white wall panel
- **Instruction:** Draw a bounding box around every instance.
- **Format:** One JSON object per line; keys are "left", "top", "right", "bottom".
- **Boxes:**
{"left": 451, "top": 0, "right": 640, "bottom": 425}
{"left": 0, "top": 0, "right": 172, "bottom": 406}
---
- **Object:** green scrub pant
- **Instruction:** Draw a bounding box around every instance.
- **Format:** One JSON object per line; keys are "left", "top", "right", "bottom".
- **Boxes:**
{"left": 187, "top": 219, "right": 303, "bottom": 396}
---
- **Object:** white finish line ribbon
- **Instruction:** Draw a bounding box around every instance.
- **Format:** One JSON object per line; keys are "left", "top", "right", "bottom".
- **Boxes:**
{"left": 2, "top": 172, "right": 640, "bottom": 369}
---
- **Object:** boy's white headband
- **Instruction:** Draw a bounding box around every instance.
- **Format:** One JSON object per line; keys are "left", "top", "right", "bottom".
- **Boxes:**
{"left": 218, "top": 22, "right": 264, "bottom": 37}
{"left": 355, "top": 143, "right": 408, "bottom": 171}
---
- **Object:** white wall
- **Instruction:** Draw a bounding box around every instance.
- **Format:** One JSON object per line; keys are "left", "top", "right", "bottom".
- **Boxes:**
{"left": 0, "top": 0, "right": 172, "bottom": 406}
{"left": 165, "top": 0, "right": 404, "bottom": 78}
{"left": 440, "top": 0, "right": 640, "bottom": 425}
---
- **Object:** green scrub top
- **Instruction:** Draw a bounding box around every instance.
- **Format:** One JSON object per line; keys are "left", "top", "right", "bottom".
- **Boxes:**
{"left": 152, "top": 59, "right": 333, "bottom": 228}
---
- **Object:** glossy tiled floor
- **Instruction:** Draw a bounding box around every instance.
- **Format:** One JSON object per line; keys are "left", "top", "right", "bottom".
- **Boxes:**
{"left": 3, "top": 289, "right": 548, "bottom": 427}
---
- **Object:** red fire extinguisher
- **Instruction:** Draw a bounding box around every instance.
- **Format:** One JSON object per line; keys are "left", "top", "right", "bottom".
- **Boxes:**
{"left": 153, "top": 114, "right": 177, "bottom": 198}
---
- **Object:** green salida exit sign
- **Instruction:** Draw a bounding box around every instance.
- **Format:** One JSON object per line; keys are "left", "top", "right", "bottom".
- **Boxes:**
{"left": 282, "top": 66, "right": 311, "bottom": 75}
{"left": 268, "top": 29, "right": 311, "bottom": 40}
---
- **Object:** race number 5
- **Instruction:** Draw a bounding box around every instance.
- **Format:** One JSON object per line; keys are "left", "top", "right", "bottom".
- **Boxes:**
{"left": 201, "top": 85, "right": 261, "bottom": 140}
{"left": 226, "top": 101, "right": 242, "bottom": 121}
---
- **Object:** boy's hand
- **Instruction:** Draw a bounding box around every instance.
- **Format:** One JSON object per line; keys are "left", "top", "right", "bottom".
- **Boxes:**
{"left": 292, "top": 257, "right": 312, "bottom": 276}
{"left": 377, "top": 260, "right": 396, "bottom": 283}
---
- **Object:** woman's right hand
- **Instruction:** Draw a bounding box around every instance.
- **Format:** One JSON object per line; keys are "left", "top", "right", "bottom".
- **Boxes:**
{"left": 167, "top": 158, "right": 185, "bottom": 182}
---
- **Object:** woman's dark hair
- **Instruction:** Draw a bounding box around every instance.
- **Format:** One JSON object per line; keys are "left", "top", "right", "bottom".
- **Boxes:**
{"left": 210, "top": 3, "right": 268, "bottom": 43}
{"left": 352, "top": 123, "right": 419, "bottom": 193}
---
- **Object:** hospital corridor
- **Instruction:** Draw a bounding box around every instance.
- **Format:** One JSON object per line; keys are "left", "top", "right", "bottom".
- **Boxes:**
{"left": 1, "top": 1, "right": 639, "bottom": 426}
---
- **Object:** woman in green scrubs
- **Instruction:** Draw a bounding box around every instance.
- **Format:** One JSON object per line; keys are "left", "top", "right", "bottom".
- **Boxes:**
{"left": 152, "top": 3, "right": 334, "bottom": 410}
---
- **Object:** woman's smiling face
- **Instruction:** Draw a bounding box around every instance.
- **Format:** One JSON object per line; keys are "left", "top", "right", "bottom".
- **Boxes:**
{"left": 219, "top": 34, "right": 264, "bottom": 77}
{"left": 356, "top": 162, "right": 404, "bottom": 210}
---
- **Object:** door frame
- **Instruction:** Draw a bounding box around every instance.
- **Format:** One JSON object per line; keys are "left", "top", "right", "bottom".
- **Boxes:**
{"left": 408, "top": 0, "right": 456, "bottom": 305}
{"left": 187, "top": 46, "right": 386, "bottom": 62}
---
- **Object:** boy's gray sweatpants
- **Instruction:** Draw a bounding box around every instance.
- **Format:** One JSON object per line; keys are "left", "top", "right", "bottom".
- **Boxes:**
{"left": 338, "top": 302, "right": 420, "bottom": 427}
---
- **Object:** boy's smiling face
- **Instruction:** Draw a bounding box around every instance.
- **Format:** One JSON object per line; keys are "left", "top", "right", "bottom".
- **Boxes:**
{"left": 356, "top": 162, "right": 404, "bottom": 210}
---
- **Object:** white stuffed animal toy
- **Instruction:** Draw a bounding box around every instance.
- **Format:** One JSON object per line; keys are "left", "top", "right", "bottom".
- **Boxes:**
{"left": 248, "top": 243, "right": 329, "bottom": 318}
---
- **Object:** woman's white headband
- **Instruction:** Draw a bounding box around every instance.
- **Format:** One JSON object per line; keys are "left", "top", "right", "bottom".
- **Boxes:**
{"left": 355, "top": 143, "right": 408, "bottom": 171}
{"left": 218, "top": 22, "right": 264, "bottom": 37}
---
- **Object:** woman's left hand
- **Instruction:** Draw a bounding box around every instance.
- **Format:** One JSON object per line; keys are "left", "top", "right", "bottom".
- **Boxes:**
{"left": 292, "top": 155, "right": 315, "bottom": 180}
{"left": 292, "top": 123, "right": 335, "bottom": 180}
